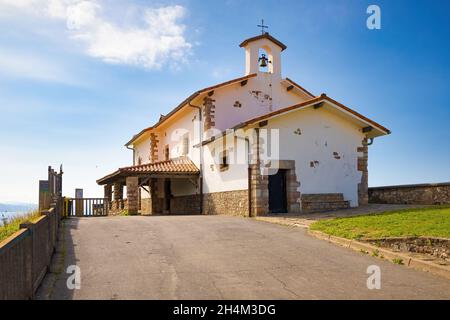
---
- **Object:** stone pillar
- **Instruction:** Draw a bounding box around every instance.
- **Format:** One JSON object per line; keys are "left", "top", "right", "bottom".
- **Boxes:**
{"left": 104, "top": 184, "right": 112, "bottom": 201}
{"left": 149, "top": 133, "right": 159, "bottom": 163}
{"left": 357, "top": 138, "right": 369, "bottom": 206}
{"left": 150, "top": 178, "right": 162, "bottom": 214}
{"left": 203, "top": 97, "right": 216, "bottom": 136}
{"left": 113, "top": 182, "right": 123, "bottom": 212}
{"left": 285, "top": 165, "right": 301, "bottom": 214}
{"left": 126, "top": 176, "right": 139, "bottom": 215}
{"left": 250, "top": 165, "right": 269, "bottom": 217}
{"left": 104, "top": 184, "right": 112, "bottom": 211}
{"left": 249, "top": 129, "right": 269, "bottom": 217}
{"left": 138, "top": 187, "right": 141, "bottom": 211}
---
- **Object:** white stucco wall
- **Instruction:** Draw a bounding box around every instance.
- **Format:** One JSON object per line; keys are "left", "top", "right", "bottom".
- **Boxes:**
{"left": 156, "top": 107, "right": 201, "bottom": 167}
{"left": 132, "top": 107, "right": 201, "bottom": 168}
{"left": 202, "top": 105, "right": 364, "bottom": 206}
{"left": 262, "top": 107, "right": 365, "bottom": 206}
{"left": 212, "top": 73, "right": 310, "bottom": 133}
{"left": 134, "top": 135, "right": 151, "bottom": 165}
{"left": 202, "top": 137, "right": 249, "bottom": 194}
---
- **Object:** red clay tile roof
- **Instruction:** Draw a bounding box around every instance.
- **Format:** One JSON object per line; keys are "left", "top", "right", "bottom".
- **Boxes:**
{"left": 97, "top": 157, "right": 199, "bottom": 185}
{"left": 122, "top": 157, "right": 199, "bottom": 174}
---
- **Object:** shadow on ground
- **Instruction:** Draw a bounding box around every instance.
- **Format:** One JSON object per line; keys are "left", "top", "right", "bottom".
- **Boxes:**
{"left": 35, "top": 218, "right": 79, "bottom": 300}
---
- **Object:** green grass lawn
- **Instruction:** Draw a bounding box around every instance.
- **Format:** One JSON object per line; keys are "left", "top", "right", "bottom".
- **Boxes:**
{"left": 310, "top": 206, "right": 450, "bottom": 240}
{"left": 0, "top": 211, "right": 41, "bottom": 243}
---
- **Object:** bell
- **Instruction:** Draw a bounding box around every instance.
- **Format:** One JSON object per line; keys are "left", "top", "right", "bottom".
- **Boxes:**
{"left": 258, "top": 54, "right": 268, "bottom": 68}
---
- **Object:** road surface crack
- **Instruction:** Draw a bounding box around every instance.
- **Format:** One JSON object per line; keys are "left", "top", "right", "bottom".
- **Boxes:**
{"left": 265, "top": 269, "right": 300, "bottom": 299}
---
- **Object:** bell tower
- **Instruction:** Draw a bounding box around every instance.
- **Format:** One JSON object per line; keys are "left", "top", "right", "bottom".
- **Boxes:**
{"left": 239, "top": 32, "right": 287, "bottom": 79}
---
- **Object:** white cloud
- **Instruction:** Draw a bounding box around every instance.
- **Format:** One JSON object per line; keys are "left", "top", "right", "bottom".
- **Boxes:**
{"left": 0, "top": 0, "right": 192, "bottom": 69}
{"left": 66, "top": 1, "right": 99, "bottom": 30}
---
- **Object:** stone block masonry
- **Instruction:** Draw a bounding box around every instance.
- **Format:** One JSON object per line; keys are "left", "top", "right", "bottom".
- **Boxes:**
{"left": 369, "top": 182, "right": 450, "bottom": 205}
{"left": 249, "top": 129, "right": 268, "bottom": 216}
{"left": 363, "top": 237, "right": 450, "bottom": 261}
{"left": 112, "top": 182, "right": 124, "bottom": 213}
{"left": 126, "top": 177, "right": 139, "bottom": 215}
{"left": 203, "top": 97, "right": 216, "bottom": 133}
{"left": 171, "top": 194, "right": 201, "bottom": 215}
{"left": 149, "top": 133, "right": 159, "bottom": 163}
{"left": 357, "top": 138, "right": 369, "bottom": 206}
{"left": 301, "top": 193, "right": 350, "bottom": 213}
{"left": 203, "top": 190, "right": 249, "bottom": 216}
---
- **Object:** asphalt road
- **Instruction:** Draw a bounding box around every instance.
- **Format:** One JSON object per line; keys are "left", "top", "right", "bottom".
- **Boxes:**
{"left": 36, "top": 215, "right": 450, "bottom": 299}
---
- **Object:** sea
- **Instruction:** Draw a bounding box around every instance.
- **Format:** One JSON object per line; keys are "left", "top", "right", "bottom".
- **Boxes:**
{"left": 0, "top": 211, "right": 29, "bottom": 225}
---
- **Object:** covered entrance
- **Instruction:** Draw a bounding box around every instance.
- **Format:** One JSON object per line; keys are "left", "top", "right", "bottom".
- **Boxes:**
{"left": 96, "top": 157, "right": 200, "bottom": 215}
{"left": 268, "top": 169, "right": 287, "bottom": 213}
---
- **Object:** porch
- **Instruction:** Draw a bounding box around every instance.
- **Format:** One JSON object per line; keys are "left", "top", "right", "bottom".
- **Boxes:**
{"left": 96, "top": 157, "right": 200, "bottom": 215}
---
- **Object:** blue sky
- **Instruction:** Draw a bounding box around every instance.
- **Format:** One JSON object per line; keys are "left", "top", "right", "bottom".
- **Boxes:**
{"left": 0, "top": 0, "right": 449, "bottom": 203}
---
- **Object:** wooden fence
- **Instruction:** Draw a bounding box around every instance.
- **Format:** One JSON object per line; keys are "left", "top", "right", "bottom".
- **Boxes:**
{"left": 0, "top": 166, "right": 63, "bottom": 300}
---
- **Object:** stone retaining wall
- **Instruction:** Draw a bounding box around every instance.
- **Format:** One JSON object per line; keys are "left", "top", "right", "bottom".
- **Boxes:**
{"left": 203, "top": 190, "right": 249, "bottom": 216}
{"left": 368, "top": 182, "right": 450, "bottom": 205}
{"left": 363, "top": 237, "right": 449, "bottom": 260}
{"left": 171, "top": 194, "right": 201, "bottom": 215}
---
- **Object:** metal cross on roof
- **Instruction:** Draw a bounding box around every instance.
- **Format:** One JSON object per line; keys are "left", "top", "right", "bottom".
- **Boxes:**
{"left": 257, "top": 19, "right": 268, "bottom": 35}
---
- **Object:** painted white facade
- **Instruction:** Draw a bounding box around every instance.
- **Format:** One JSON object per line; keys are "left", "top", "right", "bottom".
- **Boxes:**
{"left": 260, "top": 107, "right": 365, "bottom": 206}
{"left": 126, "top": 33, "right": 389, "bottom": 210}
{"left": 212, "top": 73, "right": 311, "bottom": 132}
{"left": 202, "top": 138, "right": 249, "bottom": 194}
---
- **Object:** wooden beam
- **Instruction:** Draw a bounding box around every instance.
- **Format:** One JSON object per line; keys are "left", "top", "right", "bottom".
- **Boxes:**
{"left": 313, "top": 102, "right": 324, "bottom": 109}
{"left": 362, "top": 126, "right": 373, "bottom": 133}
{"left": 141, "top": 186, "right": 150, "bottom": 195}
{"left": 240, "top": 80, "right": 248, "bottom": 86}
{"left": 286, "top": 85, "right": 294, "bottom": 91}
{"left": 259, "top": 120, "right": 268, "bottom": 127}
{"left": 207, "top": 90, "right": 214, "bottom": 96}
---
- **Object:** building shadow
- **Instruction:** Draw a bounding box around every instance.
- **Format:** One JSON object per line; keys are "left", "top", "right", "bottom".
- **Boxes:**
{"left": 35, "top": 217, "right": 79, "bottom": 300}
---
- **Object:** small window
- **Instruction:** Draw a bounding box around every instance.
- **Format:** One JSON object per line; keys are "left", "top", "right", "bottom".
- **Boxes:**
{"left": 182, "top": 134, "right": 189, "bottom": 156}
{"left": 219, "top": 151, "right": 229, "bottom": 171}
{"left": 164, "top": 145, "right": 170, "bottom": 160}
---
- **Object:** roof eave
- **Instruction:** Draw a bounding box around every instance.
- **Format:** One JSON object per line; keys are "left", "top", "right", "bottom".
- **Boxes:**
{"left": 239, "top": 33, "right": 287, "bottom": 51}
{"left": 283, "top": 78, "right": 315, "bottom": 98}
{"left": 124, "top": 74, "right": 257, "bottom": 147}
{"left": 242, "top": 95, "right": 390, "bottom": 137}
{"left": 321, "top": 95, "right": 391, "bottom": 136}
